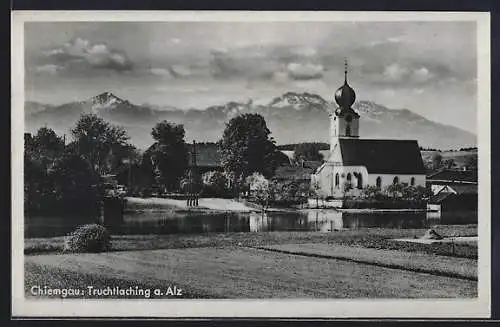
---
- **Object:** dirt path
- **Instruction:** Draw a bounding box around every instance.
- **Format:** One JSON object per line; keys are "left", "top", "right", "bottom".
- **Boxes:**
{"left": 25, "top": 247, "right": 477, "bottom": 299}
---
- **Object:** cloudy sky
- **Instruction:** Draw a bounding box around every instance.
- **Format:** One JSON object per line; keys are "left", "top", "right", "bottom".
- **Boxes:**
{"left": 25, "top": 21, "right": 477, "bottom": 133}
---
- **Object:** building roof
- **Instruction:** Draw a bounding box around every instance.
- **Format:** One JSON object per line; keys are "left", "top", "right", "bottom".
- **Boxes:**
{"left": 441, "top": 184, "right": 478, "bottom": 195}
{"left": 338, "top": 138, "right": 426, "bottom": 174}
{"left": 187, "top": 143, "right": 222, "bottom": 167}
{"left": 429, "top": 192, "right": 453, "bottom": 204}
{"left": 274, "top": 165, "right": 315, "bottom": 181}
{"left": 427, "top": 169, "right": 478, "bottom": 183}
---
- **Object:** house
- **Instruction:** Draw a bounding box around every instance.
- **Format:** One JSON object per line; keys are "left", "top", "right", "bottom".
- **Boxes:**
{"left": 426, "top": 168, "right": 478, "bottom": 222}
{"left": 427, "top": 168, "right": 478, "bottom": 194}
{"left": 187, "top": 142, "right": 223, "bottom": 174}
{"left": 311, "top": 61, "right": 426, "bottom": 198}
{"left": 428, "top": 183, "right": 478, "bottom": 223}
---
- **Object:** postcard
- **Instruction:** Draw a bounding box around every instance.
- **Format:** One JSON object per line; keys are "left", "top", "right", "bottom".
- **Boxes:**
{"left": 11, "top": 10, "right": 491, "bottom": 318}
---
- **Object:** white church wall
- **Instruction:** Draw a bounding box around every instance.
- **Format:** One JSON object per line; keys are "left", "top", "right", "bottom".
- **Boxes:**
{"left": 367, "top": 174, "right": 426, "bottom": 189}
{"left": 336, "top": 166, "right": 369, "bottom": 190}
{"left": 312, "top": 164, "right": 369, "bottom": 198}
{"left": 331, "top": 115, "right": 359, "bottom": 139}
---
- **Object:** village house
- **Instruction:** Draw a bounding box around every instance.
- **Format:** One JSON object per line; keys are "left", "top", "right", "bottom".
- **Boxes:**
{"left": 426, "top": 168, "right": 478, "bottom": 194}
{"left": 187, "top": 142, "right": 224, "bottom": 174}
{"left": 311, "top": 61, "right": 427, "bottom": 198}
{"left": 426, "top": 169, "right": 478, "bottom": 222}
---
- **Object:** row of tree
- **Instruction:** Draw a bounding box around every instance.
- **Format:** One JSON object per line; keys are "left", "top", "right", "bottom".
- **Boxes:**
{"left": 25, "top": 112, "right": 291, "bottom": 215}
{"left": 428, "top": 152, "right": 478, "bottom": 171}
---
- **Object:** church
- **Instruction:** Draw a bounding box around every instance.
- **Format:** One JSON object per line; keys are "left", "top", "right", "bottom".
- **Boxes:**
{"left": 311, "top": 61, "right": 426, "bottom": 198}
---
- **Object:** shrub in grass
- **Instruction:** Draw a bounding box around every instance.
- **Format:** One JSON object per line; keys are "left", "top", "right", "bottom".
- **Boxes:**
{"left": 64, "top": 224, "right": 111, "bottom": 253}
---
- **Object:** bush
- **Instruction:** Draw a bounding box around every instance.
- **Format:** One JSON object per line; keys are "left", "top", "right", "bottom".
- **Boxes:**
{"left": 63, "top": 224, "right": 111, "bottom": 253}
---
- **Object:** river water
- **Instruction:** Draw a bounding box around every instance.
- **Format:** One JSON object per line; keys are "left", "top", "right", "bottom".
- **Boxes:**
{"left": 25, "top": 209, "right": 477, "bottom": 238}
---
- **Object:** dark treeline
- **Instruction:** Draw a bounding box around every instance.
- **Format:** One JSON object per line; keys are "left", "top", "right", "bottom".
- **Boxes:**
{"left": 25, "top": 112, "right": 291, "bottom": 215}
{"left": 277, "top": 142, "right": 330, "bottom": 151}
{"left": 419, "top": 146, "right": 478, "bottom": 152}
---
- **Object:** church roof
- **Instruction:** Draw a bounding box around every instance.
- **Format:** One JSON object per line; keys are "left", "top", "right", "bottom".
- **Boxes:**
{"left": 339, "top": 138, "right": 426, "bottom": 174}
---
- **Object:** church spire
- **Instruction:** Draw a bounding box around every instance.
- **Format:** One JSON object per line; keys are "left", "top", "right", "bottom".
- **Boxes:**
{"left": 344, "top": 58, "right": 348, "bottom": 83}
{"left": 334, "top": 58, "right": 356, "bottom": 110}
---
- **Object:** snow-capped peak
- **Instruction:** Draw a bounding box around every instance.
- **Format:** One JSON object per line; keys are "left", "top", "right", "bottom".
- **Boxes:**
{"left": 268, "top": 92, "right": 328, "bottom": 110}
{"left": 90, "top": 92, "right": 124, "bottom": 112}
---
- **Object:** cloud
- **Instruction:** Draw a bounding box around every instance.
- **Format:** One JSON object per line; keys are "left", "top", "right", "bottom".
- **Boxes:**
{"left": 382, "top": 63, "right": 410, "bottom": 82}
{"left": 379, "top": 63, "right": 438, "bottom": 86}
{"left": 35, "top": 64, "right": 63, "bottom": 75}
{"left": 169, "top": 65, "right": 192, "bottom": 78}
{"left": 412, "top": 67, "right": 432, "bottom": 82}
{"left": 150, "top": 68, "right": 173, "bottom": 77}
{"left": 42, "top": 38, "right": 133, "bottom": 72}
{"left": 286, "top": 62, "right": 324, "bottom": 80}
{"left": 291, "top": 46, "right": 318, "bottom": 57}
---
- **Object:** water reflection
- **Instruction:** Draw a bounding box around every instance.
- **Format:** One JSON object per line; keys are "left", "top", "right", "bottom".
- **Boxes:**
{"left": 25, "top": 208, "right": 478, "bottom": 238}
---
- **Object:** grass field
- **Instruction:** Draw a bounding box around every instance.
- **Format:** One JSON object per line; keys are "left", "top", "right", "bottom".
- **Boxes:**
{"left": 25, "top": 247, "right": 477, "bottom": 299}
{"left": 258, "top": 243, "right": 477, "bottom": 280}
{"left": 25, "top": 225, "right": 478, "bottom": 258}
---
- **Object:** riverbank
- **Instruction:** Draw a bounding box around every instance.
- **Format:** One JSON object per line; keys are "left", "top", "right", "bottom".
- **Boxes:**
{"left": 125, "top": 197, "right": 257, "bottom": 213}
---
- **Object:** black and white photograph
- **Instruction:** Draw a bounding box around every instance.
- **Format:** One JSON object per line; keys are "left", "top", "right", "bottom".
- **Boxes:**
{"left": 11, "top": 11, "right": 491, "bottom": 318}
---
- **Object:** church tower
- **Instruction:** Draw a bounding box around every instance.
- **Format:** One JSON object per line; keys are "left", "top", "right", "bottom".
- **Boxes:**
{"left": 330, "top": 59, "right": 360, "bottom": 151}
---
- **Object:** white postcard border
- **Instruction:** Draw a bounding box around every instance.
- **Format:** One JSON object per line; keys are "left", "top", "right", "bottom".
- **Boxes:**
{"left": 11, "top": 10, "right": 491, "bottom": 318}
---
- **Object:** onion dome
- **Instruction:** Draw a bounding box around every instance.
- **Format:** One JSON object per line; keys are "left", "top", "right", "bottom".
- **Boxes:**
{"left": 334, "top": 59, "right": 356, "bottom": 109}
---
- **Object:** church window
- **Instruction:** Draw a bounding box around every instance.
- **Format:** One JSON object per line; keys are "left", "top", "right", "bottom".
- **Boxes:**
{"left": 410, "top": 177, "right": 415, "bottom": 186}
{"left": 346, "top": 173, "right": 352, "bottom": 186}
{"left": 357, "top": 174, "right": 363, "bottom": 189}
{"left": 346, "top": 125, "right": 351, "bottom": 136}
{"left": 393, "top": 176, "right": 399, "bottom": 185}
{"left": 335, "top": 173, "right": 339, "bottom": 187}
{"left": 376, "top": 177, "right": 382, "bottom": 189}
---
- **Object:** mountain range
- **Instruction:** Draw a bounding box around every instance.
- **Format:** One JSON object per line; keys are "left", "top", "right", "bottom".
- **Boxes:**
{"left": 25, "top": 91, "right": 477, "bottom": 150}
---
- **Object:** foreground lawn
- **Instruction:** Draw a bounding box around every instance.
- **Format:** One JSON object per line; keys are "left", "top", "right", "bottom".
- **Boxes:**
{"left": 25, "top": 261, "right": 217, "bottom": 299}
{"left": 25, "top": 247, "right": 477, "bottom": 299}
{"left": 25, "top": 225, "right": 478, "bottom": 259}
{"left": 258, "top": 243, "right": 477, "bottom": 280}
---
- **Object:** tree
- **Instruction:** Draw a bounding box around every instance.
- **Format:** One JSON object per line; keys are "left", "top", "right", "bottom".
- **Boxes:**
{"left": 50, "top": 153, "right": 102, "bottom": 215}
{"left": 218, "top": 114, "right": 280, "bottom": 191}
{"left": 293, "top": 143, "right": 324, "bottom": 163}
{"left": 32, "top": 127, "right": 65, "bottom": 158}
{"left": 342, "top": 182, "right": 353, "bottom": 199}
{"left": 71, "top": 114, "right": 130, "bottom": 175}
{"left": 24, "top": 128, "right": 65, "bottom": 214}
{"left": 464, "top": 155, "right": 478, "bottom": 170}
{"left": 149, "top": 121, "right": 188, "bottom": 192}
{"left": 201, "top": 171, "right": 228, "bottom": 197}
{"left": 310, "top": 179, "right": 322, "bottom": 207}
{"left": 245, "top": 172, "right": 270, "bottom": 207}
{"left": 413, "top": 185, "right": 434, "bottom": 201}
{"left": 361, "top": 185, "right": 382, "bottom": 199}
{"left": 431, "top": 153, "right": 442, "bottom": 170}
{"left": 385, "top": 183, "right": 404, "bottom": 198}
